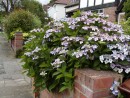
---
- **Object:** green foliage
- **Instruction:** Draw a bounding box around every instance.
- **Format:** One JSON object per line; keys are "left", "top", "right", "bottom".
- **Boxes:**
{"left": 3, "top": 10, "right": 41, "bottom": 37}
{"left": 117, "top": 93, "right": 125, "bottom": 98}
{"left": 10, "top": 31, "right": 30, "bottom": 40}
{"left": 123, "top": 0, "right": 130, "bottom": 19}
{"left": 121, "top": 18, "right": 130, "bottom": 35}
{"left": 15, "top": 49, "right": 23, "bottom": 58}
{"left": 72, "top": 10, "right": 81, "bottom": 18}
{"left": 22, "top": 11, "right": 130, "bottom": 94}
{"left": 21, "top": 0, "right": 50, "bottom": 26}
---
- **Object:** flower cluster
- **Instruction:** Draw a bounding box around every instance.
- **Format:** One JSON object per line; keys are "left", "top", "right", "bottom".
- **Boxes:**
{"left": 110, "top": 63, "right": 130, "bottom": 74}
{"left": 100, "top": 43, "right": 130, "bottom": 66}
{"left": 22, "top": 11, "right": 130, "bottom": 93}
{"left": 61, "top": 36, "right": 84, "bottom": 47}
{"left": 50, "top": 47, "right": 68, "bottom": 55}
{"left": 110, "top": 81, "right": 120, "bottom": 96}
{"left": 24, "top": 46, "right": 41, "bottom": 60}
{"left": 44, "top": 28, "right": 61, "bottom": 38}
{"left": 51, "top": 58, "right": 65, "bottom": 68}
{"left": 72, "top": 44, "right": 98, "bottom": 58}
{"left": 40, "top": 71, "right": 47, "bottom": 76}
{"left": 88, "top": 33, "right": 119, "bottom": 42}
{"left": 82, "top": 26, "right": 99, "bottom": 32}
{"left": 30, "top": 28, "right": 44, "bottom": 33}
{"left": 25, "top": 35, "right": 36, "bottom": 44}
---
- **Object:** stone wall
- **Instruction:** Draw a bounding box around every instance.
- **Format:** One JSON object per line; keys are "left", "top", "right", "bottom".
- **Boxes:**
{"left": 38, "top": 69, "right": 122, "bottom": 98}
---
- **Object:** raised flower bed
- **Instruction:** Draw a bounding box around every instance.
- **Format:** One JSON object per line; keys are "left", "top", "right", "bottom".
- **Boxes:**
{"left": 10, "top": 32, "right": 23, "bottom": 53}
{"left": 22, "top": 11, "right": 130, "bottom": 98}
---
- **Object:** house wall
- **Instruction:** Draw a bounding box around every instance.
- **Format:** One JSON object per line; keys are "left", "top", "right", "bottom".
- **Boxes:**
{"left": 48, "top": 4, "right": 66, "bottom": 20}
{"left": 118, "top": 12, "right": 125, "bottom": 24}
{"left": 103, "top": 7, "right": 117, "bottom": 22}
{"left": 48, "top": 6, "right": 55, "bottom": 19}
{"left": 66, "top": 5, "right": 79, "bottom": 13}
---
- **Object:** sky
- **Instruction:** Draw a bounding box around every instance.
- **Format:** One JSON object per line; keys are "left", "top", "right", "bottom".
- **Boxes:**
{"left": 37, "top": 0, "right": 51, "bottom": 5}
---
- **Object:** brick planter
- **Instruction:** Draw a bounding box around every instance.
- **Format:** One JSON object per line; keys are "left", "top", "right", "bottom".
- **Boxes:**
{"left": 10, "top": 32, "right": 23, "bottom": 54}
{"left": 37, "top": 69, "right": 122, "bottom": 98}
{"left": 40, "top": 89, "right": 73, "bottom": 98}
{"left": 74, "top": 69, "right": 122, "bottom": 98}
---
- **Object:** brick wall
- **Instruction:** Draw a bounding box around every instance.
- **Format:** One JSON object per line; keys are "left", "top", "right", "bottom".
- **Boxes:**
{"left": 40, "top": 89, "right": 73, "bottom": 98}
{"left": 104, "top": 7, "right": 117, "bottom": 22}
{"left": 11, "top": 32, "right": 23, "bottom": 53}
{"left": 38, "top": 69, "right": 122, "bottom": 98}
{"left": 74, "top": 69, "right": 122, "bottom": 98}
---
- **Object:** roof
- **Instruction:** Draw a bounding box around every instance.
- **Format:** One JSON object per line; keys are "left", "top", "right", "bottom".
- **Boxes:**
{"left": 48, "top": 0, "right": 71, "bottom": 6}
{"left": 54, "top": 0, "right": 71, "bottom": 5}
{"left": 65, "top": 1, "right": 79, "bottom": 8}
{"left": 43, "top": 5, "right": 49, "bottom": 11}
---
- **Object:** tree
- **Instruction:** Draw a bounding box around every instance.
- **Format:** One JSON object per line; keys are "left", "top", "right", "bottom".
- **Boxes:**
{"left": 0, "top": 0, "right": 20, "bottom": 13}
{"left": 50, "top": 0, "right": 56, "bottom": 3}
{"left": 123, "top": 0, "right": 130, "bottom": 20}
{"left": 3, "top": 10, "right": 41, "bottom": 36}
{"left": 0, "top": 0, "right": 50, "bottom": 26}
{"left": 21, "top": 0, "right": 49, "bottom": 26}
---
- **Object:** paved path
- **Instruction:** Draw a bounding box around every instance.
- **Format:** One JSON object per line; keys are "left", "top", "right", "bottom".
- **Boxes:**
{"left": 0, "top": 33, "right": 33, "bottom": 98}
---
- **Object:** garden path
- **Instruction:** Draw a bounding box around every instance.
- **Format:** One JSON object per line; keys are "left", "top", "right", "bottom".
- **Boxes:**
{"left": 0, "top": 33, "right": 33, "bottom": 98}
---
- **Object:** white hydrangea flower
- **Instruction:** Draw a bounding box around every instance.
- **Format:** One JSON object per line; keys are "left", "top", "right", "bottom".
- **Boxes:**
{"left": 51, "top": 58, "right": 65, "bottom": 68}
{"left": 32, "top": 47, "right": 41, "bottom": 53}
{"left": 99, "top": 55, "right": 104, "bottom": 63}
{"left": 40, "top": 71, "right": 47, "bottom": 76}
{"left": 125, "top": 68, "right": 130, "bottom": 74}
{"left": 32, "top": 56, "right": 39, "bottom": 60}
{"left": 24, "top": 52, "right": 32, "bottom": 57}
{"left": 117, "top": 68, "right": 123, "bottom": 73}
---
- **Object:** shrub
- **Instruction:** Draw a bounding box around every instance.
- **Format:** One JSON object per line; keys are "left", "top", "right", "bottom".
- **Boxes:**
{"left": 3, "top": 10, "right": 41, "bottom": 37}
{"left": 123, "top": 0, "right": 130, "bottom": 20}
{"left": 121, "top": 18, "right": 130, "bottom": 35}
{"left": 22, "top": 11, "right": 130, "bottom": 93}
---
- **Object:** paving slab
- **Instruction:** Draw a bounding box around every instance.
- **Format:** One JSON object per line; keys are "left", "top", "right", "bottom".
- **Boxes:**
{"left": 0, "top": 33, "right": 33, "bottom": 98}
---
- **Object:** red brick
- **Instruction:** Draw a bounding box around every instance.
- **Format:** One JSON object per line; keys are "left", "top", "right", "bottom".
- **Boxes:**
{"left": 80, "top": 93, "right": 87, "bottom": 98}
{"left": 85, "top": 76, "right": 93, "bottom": 90}
{"left": 73, "top": 88, "right": 80, "bottom": 98}
{"left": 13, "top": 32, "right": 23, "bottom": 52}
{"left": 93, "top": 89, "right": 113, "bottom": 98}
{"left": 93, "top": 77, "right": 114, "bottom": 91}
{"left": 75, "top": 81, "right": 81, "bottom": 90}
{"left": 74, "top": 81, "right": 93, "bottom": 98}
{"left": 40, "top": 89, "right": 73, "bottom": 98}
{"left": 74, "top": 69, "right": 122, "bottom": 98}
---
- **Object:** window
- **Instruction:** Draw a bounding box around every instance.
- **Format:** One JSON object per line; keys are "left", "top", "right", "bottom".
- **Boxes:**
{"left": 91, "top": 9, "right": 104, "bottom": 13}
{"left": 88, "top": 0, "right": 94, "bottom": 7}
{"left": 80, "top": 0, "right": 88, "bottom": 8}
{"left": 95, "top": 0, "right": 102, "bottom": 5}
{"left": 104, "top": 0, "right": 115, "bottom": 4}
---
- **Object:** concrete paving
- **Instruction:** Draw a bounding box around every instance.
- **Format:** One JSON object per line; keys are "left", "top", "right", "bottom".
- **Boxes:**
{"left": 0, "top": 33, "right": 33, "bottom": 98}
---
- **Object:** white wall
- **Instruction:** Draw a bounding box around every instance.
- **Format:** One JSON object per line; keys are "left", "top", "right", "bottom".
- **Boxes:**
{"left": 47, "top": 4, "right": 66, "bottom": 20}
{"left": 66, "top": 5, "right": 79, "bottom": 13}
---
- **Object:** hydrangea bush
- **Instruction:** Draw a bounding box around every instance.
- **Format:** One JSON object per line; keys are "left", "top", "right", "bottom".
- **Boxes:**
{"left": 22, "top": 11, "right": 130, "bottom": 93}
